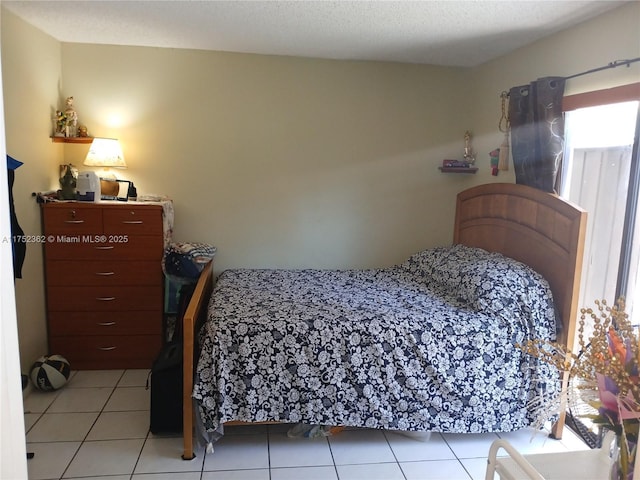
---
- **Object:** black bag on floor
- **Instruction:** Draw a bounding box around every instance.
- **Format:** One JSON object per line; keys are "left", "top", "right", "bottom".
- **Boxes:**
{"left": 149, "top": 281, "right": 197, "bottom": 434}
{"left": 149, "top": 341, "right": 183, "bottom": 434}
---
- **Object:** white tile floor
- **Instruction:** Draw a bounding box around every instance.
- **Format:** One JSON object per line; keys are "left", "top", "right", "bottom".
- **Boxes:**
{"left": 23, "top": 369, "right": 591, "bottom": 480}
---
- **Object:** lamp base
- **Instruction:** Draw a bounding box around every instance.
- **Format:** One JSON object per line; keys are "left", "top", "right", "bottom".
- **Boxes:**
{"left": 100, "top": 178, "right": 119, "bottom": 197}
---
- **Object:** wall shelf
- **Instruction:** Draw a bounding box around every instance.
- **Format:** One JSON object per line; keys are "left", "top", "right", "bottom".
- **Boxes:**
{"left": 439, "top": 166, "right": 478, "bottom": 174}
{"left": 50, "top": 136, "right": 93, "bottom": 144}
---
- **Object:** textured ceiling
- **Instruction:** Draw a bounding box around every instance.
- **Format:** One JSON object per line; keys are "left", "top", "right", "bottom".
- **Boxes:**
{"left": 2, "top": 1, "right": 629, "bottom": 67}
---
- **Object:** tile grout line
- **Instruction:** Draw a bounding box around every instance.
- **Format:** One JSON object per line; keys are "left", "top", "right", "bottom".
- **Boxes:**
{"left": 267, "top": 425, "right": 273, "bottom": 480}
{"left": 115, "top": 369, "right": 157, "bottom": 479}
{"left": 440, "top": 433, "right": 485, "bottom": 480}
{"left": 323, "top": 431, "right": 340, "bottom": 480}
{"left": 129, "top": 421, "right": 151, "bottom": 479}
{"left": 381, "top": 430, "right": 409, "bottom": 480}
{"left": 58, "top": 373, "right": 122, "bottom": 479}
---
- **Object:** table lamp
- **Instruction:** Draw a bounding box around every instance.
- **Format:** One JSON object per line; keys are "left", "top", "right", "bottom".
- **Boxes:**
{"left": 83, "top": 137, "right": 127, "bottom": 198}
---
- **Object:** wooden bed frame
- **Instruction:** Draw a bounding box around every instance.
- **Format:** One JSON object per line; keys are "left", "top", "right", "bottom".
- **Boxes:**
{"left": 180, "top": 182, "right": 586, "bottom": 460}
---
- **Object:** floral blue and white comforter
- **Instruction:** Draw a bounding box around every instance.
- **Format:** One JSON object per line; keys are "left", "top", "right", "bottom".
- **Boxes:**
{"left": 193, "top": 245, "right": 559, "bottom": 436}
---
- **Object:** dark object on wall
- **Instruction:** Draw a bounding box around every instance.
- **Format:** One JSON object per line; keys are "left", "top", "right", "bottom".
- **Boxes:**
{"left": 508, "top": 77, "right": 566, "bottom": 193}
{"left": 7, "top": 155, "right": 26, "bottom": 278}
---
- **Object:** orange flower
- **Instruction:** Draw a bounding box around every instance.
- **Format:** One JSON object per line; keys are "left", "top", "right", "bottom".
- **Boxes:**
{"left": 609, "top": 327, "right": 628, "bottom": 362}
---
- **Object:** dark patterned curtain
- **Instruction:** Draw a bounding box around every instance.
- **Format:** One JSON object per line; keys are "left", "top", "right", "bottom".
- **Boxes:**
{"left": 508, "top": 77, "right": 566, "bottom": 193}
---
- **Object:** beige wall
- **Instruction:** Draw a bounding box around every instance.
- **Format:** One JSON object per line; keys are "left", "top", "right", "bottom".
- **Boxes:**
{"left": 59, "top": 46, "right": 470, "bottom": 272}
{"left": 1, "top": 9, "right": 63, "bottom": 372}
{"left": 2, "top": 2, "right": 638, "bottom": 370}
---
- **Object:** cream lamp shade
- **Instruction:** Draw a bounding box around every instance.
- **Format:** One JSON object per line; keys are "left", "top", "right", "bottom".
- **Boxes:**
{"left": 84, "top": 138, "right": 126, "bottom": 197}
{"left": 83, "top": 137, "right": 127, "bottom": 168}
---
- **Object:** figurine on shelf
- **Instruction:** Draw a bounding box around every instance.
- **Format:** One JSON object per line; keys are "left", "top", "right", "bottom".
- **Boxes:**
{"left": 78, "top": 125, "right": 88, "bottom": 137}
{"left": 54, "top": 110, "right": 67, "bottom": 137}
{"left": 489, "top": 148, "right": 500, "bottom": 176}
{"left": 64, "top": 96, "right": 78, "bottom": 137}
{"left": 463, "top": 130, "right": 476, "bottom": 164}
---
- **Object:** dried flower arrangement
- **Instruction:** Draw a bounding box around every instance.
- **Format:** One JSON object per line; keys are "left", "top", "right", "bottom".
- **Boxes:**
{"left": 518, "top": 298, "right": 639, "bottom": 479}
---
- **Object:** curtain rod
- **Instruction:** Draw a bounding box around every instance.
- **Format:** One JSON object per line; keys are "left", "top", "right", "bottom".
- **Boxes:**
{"left": 501, "top": 58, "right": 640, "bottom": 97}
{"left": 564, "top": 57, "right": 640, "bottom": 80}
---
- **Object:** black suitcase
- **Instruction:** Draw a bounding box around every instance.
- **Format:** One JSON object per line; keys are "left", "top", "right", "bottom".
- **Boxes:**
{"left": 149, "top": 283, "right": 196, "bottom": 434}
{"left": 149, "top": 340, "right": 183, "bottom": 434}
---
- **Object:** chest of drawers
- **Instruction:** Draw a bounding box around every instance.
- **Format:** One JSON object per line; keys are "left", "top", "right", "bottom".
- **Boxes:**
{"left": 42, "top": 202, "right": 165, "bottom": 369}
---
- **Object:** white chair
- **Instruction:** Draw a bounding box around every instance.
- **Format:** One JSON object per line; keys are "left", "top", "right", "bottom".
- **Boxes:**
{"left": 485, "top": 431, "right": 618, "bottom": 480}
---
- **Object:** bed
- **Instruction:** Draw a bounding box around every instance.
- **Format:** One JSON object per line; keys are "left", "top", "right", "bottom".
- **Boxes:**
{"left": 179, "top": 183, "right": 587, "bottom": 460}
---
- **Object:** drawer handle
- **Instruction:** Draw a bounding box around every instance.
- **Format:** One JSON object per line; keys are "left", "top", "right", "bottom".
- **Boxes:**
{"left": 97, "top": 322, "right": 116, "bottom": 326}
{"left": 98, "top": 346, "right": 117, "bottom": 351}
{"left": 95, "top": 271, "right": 115, "bottom": 276}
{"left": 122, "top": 220, "right": 143, "bottom": 224}
{"left": 96, "top": 296, "right": 116, "bottom": 301}
{"left": 94, "top": 246, "right": 115, "bottom": 250}
{"left": 64, "top": 220, "right": 85, "bottom": 224}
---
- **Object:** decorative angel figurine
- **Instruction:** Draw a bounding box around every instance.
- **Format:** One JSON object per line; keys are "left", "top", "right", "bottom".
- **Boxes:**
{"left": 64, "top": 96, "right": 78, "bottom": 137}
{"left": 463, "top": 131, "right": 476, "bottom": 164}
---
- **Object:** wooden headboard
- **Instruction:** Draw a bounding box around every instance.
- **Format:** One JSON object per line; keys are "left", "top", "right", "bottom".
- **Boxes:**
{"left": 454, "top": 183, "right": 587, "bottom": 351}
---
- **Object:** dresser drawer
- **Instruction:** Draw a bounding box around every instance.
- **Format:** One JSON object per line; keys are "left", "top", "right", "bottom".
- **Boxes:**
{"left": 103, "top": 207, "right": 163, "bottom": 235}
{"left": 48, "top": 310, "right": 161, "bottom": 336}
{"left": 46, "top": 260, "right": 162, "bottom": 286}
{"left": 49, "top": 335, "right": 162, "bottom": 369}
{"left": 43, "top": 205, "right": 102, "bottom": 235}
{"left": 47, "top": 286, "right": 162, "bottom": 311}
{"left": 44, "top": 235, "right": 163, "bottom": 260}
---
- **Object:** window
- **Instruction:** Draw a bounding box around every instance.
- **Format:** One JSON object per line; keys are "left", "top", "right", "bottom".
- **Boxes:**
{"left": 561, "top": 97, "right": 640, "bottom": 326}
